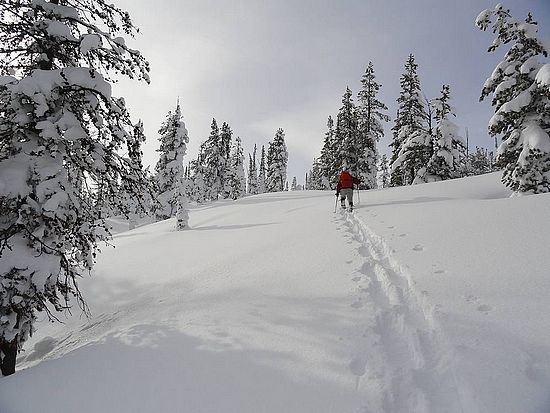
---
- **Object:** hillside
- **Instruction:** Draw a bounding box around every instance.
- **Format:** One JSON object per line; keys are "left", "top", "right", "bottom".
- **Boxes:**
{"left": 1, "top": 172, "right": 549, "bottom": 413}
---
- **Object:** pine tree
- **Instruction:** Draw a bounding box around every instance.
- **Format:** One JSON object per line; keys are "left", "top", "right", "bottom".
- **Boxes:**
{"left": 203, "top": 118, "right": 222, "bottom": 200}
{"left": 226, "top": 136, "right": 246, "bottom": 199}
{"left": 257, "top": 145, "right": 267, "bottom": 193}
{"left": 416, "top": 85, "right": 463, "bottom": 183}
{"left": 219, "top": 122, "right": 233, "bottom": 198}
{"left": 126, "top": 120, "right": 150, "bottom": 230}
{"left": 357, "top": 62, "right": 390, "bottom": 189}
{"left": 319, "top": 116, "right": 337, "bottom": 188}
{"left": 291, "top": 176, "right": 297, "bottom": 190}
{"left": 477, "top": 5, "right": 550, "bottom": 194}
{"left": 335, "top": 87, "right": 359, "bottom": 177}
{"left": 378, "top": 154, "right": 391, "bottom": 188}
{"left": 0, "top": 0, "right": 149, "bottom": 376}
{"left": 308, "top": 158, "right": 323, "bottom": 190}
{"left": 266, "top": 129, "right": 288, "bottom": 192}
{"left": 154, "top": 102, "right": 189, "bottom": 221}
{"left": 391, "top": 54, "right": 430, "bottom": 185}
{"left": 247, "top": 144, "right": 258, "bottom": 195}
{"left": 469, "top": 147, "right": 493, "bottom": 176}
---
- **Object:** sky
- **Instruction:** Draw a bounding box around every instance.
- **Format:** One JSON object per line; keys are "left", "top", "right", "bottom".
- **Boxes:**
{"left": 112, "top": 0, "right": 550, "bottom": 186}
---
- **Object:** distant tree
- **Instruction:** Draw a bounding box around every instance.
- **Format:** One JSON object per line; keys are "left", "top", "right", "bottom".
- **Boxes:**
{"left": 357, "top": 62, "right": 390, "bottom": 189}
{"left": 319, "top": 115, "right": 337, "bottom": 188}
{"left": 257, "top": 145, "right": 267, "bottom": 193}
{"left": 0, "top": 0, "right": 149, "bottom": 376}
{"left": 378, "top": 154, "right": 391, "bottom": 188}
{"left": 226, "top": 137, "right": 246, "bottom": 199}
{"left": 266, "top": 129, "right": 288, "bottom": 192}
{"left": 468, "top": 147, "right": 493, "bottom": 176}
{"left": 154, "top": 102, "right": 189, "bottom": 221}
{"left": 308, "top": 158, "right": 323, "bottom": 190}
{"left": 477, "top": 5, "right": 550, "bottom": 194}
{"left": 247, "top": 145, "right": 258, "bottom": 195}
{"left": 291, "top": 176, "right": 297, "bottom": 190}
{"left": 202, "top": 118, "right": 223, "bottom": 200}
{"left": 219, "top": 122, "right": 233, "bottom": 198}
{"left": 391, "top": 54, "right": 430, "bottom": 185}
{"left": 126, "top": 120, "right": 150, "bottom": 230}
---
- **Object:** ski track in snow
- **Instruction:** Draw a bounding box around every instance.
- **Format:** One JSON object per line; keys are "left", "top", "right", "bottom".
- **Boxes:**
{"left": 339, "top": 211, "right": 478, "bottom": 413}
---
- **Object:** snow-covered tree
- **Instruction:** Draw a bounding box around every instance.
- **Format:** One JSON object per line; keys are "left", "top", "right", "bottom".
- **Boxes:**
{"left": 477, "top": 5, "right": 550, "bottom": 194}
{"left": 319, "top": 115, "right": 337, "bottom": 188}
{"left": 291, "top": 176, "right": 297, "bottom": 190}
{"left": 308, "top": 158, "right": 323, "bottom": 190}
{"left": 219, "top": 122, "right": 232, "bottom": 198}
{"left": 257, "top": 145, "right": 267, "bottom": 193}
{"left": 226, "top": 136, "right": 246, "bottom": 199}
{"left": 247, "top": 144, "right": 258, "bottom": 195}
{"left": 391, "top": 54, "right": 430, "bottom": 186}
{"left": 266, "top": 129, "right": 288, "bottom": 192}
{"left": 335, "top": 88, "right": 359, "bottom": 176}
{"left": 126, "top": 120, "right": 150, "bottom": 230}
{"left": 0, "top": 0, "right": 149, "bottom": 376}
{"left": 378, "top": 154, "right": 391, "bottom": 188}
{"left": 202, "top": 118, "right": 223, "bottom": 200}
{"left": 415, "top": 85, "right": 463, "bottom": 183}
{"left": 154, "top": 102, "right": 189, "bottom": 221}
{"left": 357, "top": 62, "right": 390, "bottom": 189}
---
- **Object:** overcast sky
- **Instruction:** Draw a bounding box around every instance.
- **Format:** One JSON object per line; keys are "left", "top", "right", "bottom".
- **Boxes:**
{"left": 112, "top": 0, "right": 550, "bottom": 185}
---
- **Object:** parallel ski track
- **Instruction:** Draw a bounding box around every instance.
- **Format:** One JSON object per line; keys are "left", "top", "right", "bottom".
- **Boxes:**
{"left": 341, "top": 211, "right": 477, "bottom": 413}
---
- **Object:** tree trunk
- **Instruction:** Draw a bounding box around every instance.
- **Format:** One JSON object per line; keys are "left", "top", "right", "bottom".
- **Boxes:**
{"left": 0, "top": 339, "right": 18, "bottom": 376}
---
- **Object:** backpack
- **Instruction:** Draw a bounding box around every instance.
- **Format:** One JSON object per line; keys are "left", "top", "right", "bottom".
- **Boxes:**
{"left": 339, "top": 171, "right": 353, "bottom": 188}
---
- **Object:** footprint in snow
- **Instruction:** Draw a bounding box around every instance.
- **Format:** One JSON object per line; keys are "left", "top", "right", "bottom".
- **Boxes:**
{"left": 387, "top": 226, "right": 395, "bottom": 229}
{"left": 477, "top": 304, "right": 493, "bottom": 314}
{"left": 399, "top": 233, "right": 407, "bottom": 237}
{"left": 433, "top": 269, "right": 446, "bottom": 275}
{"left": 412, "top": 244, "right": 424, "bottom": 251}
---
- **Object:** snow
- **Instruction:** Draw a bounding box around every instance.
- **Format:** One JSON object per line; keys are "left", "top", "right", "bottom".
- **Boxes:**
{"left": 80, "top": 34, "right": 103, "bottom": 55}
{"left": 535, "top": 63, "right": 550, "bottom": 88}
{"left": 1, "top": 173, "right": 550, "bottom": 412}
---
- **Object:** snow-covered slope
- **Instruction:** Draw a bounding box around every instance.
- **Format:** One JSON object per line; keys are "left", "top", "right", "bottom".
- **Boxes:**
{"left": 1, "top": 172, "right": 549, "bottom": 413}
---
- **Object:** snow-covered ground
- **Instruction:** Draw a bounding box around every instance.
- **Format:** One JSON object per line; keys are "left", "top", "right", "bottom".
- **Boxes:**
{"left": 1, "top": 172, "right": 549, "bottom": 413}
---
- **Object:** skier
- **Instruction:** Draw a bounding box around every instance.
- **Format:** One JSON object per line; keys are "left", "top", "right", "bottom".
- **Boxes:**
{"left": 336, "top": 167, "right": 361, "bottom": 211}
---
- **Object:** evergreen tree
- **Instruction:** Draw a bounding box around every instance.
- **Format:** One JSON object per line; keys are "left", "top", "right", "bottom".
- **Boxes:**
{"left": 257, "top": 145, "right": 267, "bottom": 193}
{"left": 203, "top": 118, "right": 222, "bottom": 200}
{"left": 468, "top": 147, "right": 493, "bottom": 176}
{"left": 266, "top": 129, "right": 288, "bottom": 192}
{"left": 126, "top": 120, "right": 149, "bottom": 230}
{"left": 247, "top": 144, "right": 258, "bottom": 195}
{"left": 0, "top": 0, "right": 149, "bottom": 376}
{"left": 319, "top": 115, "right": 337, "bottom": 188}
{"left": 226, "top": 136, "right": 246, "bottom": 199}
{"left": 189, "top": 150, "right": 208, "bottom": 203}
{"left": 308, "top": 158, "right": 323, "bottom": 190}
{"left": 291, "top": 176, "right": 297, "bottom": 190}
{"left": 335, "top": 87, "right": 359, "bottom": 176}
{"left": 219, "top": 122, "right": 233, "bottom": 198}
{"left": 357, "top": 62, "right": 390, "bottom": 189}
{"left": 416, "top": 85, "right": 463, "bottom": 183}
{"left": 477, "top": 5, "right": 550, "bottom": 194}
{"left": 391, "top": 54, "right": 430, "bottom": 185}
{"left": 154, "top": 102, "right": 189, "bottom": 221}
{"left": 378, "top": 154, "right": 391, "bottom": 188}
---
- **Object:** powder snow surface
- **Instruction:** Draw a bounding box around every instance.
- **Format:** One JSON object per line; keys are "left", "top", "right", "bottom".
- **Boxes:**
{"left": 1, "top": 172, "right": 550, "bottom": 413}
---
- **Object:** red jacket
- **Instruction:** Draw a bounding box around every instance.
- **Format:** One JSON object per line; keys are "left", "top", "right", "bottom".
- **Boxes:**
{"left": 336, "top": 171, "right": 360, "bottom": 193}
